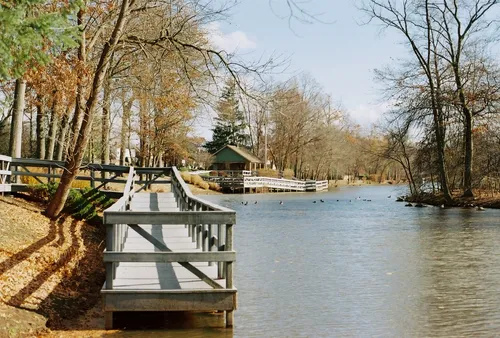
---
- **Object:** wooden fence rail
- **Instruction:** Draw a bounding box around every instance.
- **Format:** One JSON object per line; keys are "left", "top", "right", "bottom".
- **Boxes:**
{"left": 4, "top": 157, "right": 170, "bottom": 196}
{"left": 244, "top": 176, "right": 328, "bottom": 192}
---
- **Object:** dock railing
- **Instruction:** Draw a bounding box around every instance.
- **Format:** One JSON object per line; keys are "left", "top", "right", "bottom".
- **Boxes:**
{"left": 102, "top": 166, "right": 237, "bottom": 327}
{"left": 102, "top": 166, "right": 136, "bottom": 281}
{"left": 0, "top": 155, "right": 12, "bottom": 193}
{"left": 170, "top": 166, "right": 235, "bottom": 281}
{"left": 315, "top": 180, "right": 329, "bottom": 191}
{"left": 244, "top": 176, "right": 307, "bottom": 191}
{"left": 7, "top": 158, "right": 170, "bottom": 196}
{"left": 244, "top": 176, "right": 328, "bottom": 192}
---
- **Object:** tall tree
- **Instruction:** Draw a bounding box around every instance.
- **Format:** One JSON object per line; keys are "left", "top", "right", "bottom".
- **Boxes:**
{"left": 46, "top": 0, "right": 276, "bottom": 218}
{"left": 363, "top": 0, "right": 500, "bottom": 199}
{"left": 205, "top": 79, "right": 249, "bottom": 154}
{"left": 0, "top": 0, "right": 80, "bottom": 158}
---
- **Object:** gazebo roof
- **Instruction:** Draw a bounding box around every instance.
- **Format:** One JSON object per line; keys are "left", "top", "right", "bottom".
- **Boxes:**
{"left": 213, "top": 145, "right": 262, "bottom": 163}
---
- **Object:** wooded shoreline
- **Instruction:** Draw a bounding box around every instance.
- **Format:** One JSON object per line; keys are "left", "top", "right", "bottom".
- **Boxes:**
{"left": 406, "top": 192, "right": 500, "bottom": 209}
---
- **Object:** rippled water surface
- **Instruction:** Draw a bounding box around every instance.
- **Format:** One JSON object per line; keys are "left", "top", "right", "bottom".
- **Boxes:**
{"left": 130, "top": 185, "right": 500, "bottom": 337}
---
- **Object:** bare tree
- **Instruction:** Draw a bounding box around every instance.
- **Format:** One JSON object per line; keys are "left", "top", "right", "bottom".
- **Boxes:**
{"left": 45, "top": 0, "right": 278, "bottom": 218}
{"left": 363, "top": 0, "right": 500, "bottom": 200}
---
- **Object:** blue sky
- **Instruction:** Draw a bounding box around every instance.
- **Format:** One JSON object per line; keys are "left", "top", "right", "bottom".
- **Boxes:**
{"left": 198, "top": 0, "right": 410, "bottom": 138}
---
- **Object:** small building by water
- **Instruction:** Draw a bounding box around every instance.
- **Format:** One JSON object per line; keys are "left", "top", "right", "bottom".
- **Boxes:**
{"left": 210, "top": 145, "right": 263, "bottom": 172}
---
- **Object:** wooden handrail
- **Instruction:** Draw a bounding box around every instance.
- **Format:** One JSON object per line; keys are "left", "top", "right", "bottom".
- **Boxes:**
{"left": 170, "top": 166, "right": 234, "bottom": 213}
{"left": 101, "top": 165, "right": 236, "bottom": 296}
{"left": 0, "top": 155, "right": 12, "bottom": 190}
{"left": 103, "top": 251, "right": 236, "bottom": 263}
{"left": 243, "top": 176, "right": 329, "bottom": 192}
{"left": 122, "top": 166, "right": 135, "bottom": 209}
{"left": 0, "top": 154, "right": 12, "bottom": 162}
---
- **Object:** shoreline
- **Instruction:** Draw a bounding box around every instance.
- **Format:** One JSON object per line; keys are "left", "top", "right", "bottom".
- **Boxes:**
{"left": 188, "top": 179, "right": 399, "bottom": 196}
{"left": 406, "top": 192, "right": 500, "bottom": 209}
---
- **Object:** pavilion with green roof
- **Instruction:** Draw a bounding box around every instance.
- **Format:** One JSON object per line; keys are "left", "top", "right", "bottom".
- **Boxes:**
{"left": 211, "top": 145, "right": 263, "bottom": 172}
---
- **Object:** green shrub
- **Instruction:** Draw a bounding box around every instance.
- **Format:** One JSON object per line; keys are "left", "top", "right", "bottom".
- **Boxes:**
{"left": 26, "top": 183, "right": 112, "bottom": 225}
{"left": 27, "top": 182, "right": 59, "bottom": 201}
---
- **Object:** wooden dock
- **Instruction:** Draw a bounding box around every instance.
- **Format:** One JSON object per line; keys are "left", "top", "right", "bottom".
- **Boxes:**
{"left": 101, "top": 167, "right": 237, "bottom": 329}
{"left": 0, "top": 156, "right": 237, "bottom": 329}
{"left": 206, "top": 172, "right": 329, "bottom": 193}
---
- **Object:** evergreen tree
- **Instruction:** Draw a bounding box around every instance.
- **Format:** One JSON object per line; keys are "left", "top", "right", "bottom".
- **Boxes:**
{"left": 1, "top": 0, "right": 79, "bottom": 157}
{"left": 0, "top": 0, "right": 80, "bottom": 81}
{"left": 205, "top": 79, "right": 249, "bottom": 154}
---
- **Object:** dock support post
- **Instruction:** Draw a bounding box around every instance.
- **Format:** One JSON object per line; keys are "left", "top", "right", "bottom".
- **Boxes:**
{"left": 90, "top": 169, "right": 95, "bottom": 189}
{"left": 104, "top": 312, "right": 113, "bottom": 330}
{"left": 202, "top": 224, "right": 208, "bottom": 252}
{"left": 196, "top": 224, "right": 202, "bottom": 249}
{"left": 225, "top": 223, "right": 234, "bottom": 326}
{"left": 208, "top": 224, "right": 213, "bottom": 266}
{"left": 218, "top": 224, "right": 225, "bottom": 278}
{"left": 105, "top": 224, "right": 114, "bottom": 288}
{"left": 226, "top": 310, "right": 234, "bottom": 327}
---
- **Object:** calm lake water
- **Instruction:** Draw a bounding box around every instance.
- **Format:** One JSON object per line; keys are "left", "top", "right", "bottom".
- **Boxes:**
{"left": 125, "top": 185, "right": 500, "bottom": 337}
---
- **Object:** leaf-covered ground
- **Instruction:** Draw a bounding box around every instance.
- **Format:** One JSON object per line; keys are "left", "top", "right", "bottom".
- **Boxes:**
{"left": 0, "top": 196, "right": 108, "bottom": 337}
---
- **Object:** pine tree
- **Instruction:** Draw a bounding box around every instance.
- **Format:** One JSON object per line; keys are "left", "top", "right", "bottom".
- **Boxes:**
{"left": 0, "top": 0, "right": 80, "bottom": 81}
{"left": 1, "top": 0, "right": 79, "bottom": 157}
{"left": 205, "top": 80, "right": 248, "bottom": 154}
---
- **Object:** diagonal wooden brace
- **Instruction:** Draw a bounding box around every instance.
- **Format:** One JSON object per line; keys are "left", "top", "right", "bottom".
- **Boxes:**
{"left": 128, "top": 224, "right": 223, "bottom": 289}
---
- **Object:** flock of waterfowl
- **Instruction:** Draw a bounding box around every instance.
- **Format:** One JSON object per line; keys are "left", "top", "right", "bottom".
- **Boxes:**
{"left": 397, "top": 196, "right": 487, "bottom": 211}
{"left": 240, "top": 197, "right": 375, "bottom": 206}
{"left": 239, "top": 195, "right": 487, "bottom": 210}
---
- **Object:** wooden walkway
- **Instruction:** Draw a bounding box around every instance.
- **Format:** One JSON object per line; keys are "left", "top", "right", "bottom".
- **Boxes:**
{"left": 111, "top": 193, "right": 226, "bottom": 290}
{"left": 0, "top": 155, "right": 237, "bottom": 329}
{"left": 101, "top": 167, "right": 237, "bottom": 329}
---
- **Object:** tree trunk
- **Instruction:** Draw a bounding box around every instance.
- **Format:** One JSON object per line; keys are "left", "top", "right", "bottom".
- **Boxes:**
{"left": 101, "top": 75, "right": 111, "bottom": 166}
{"left": 452, "top": 60, "right": 474, "bottom": 197}
{"left": 9, "top": 79, "right": 26, "bottom": 158}
{"left": 462, "top": 113, "right": 473, "bottom": 197}
{"left": 139, "top": 95, "right": 148, "bottom": 167}
{"left": 120, "top": 94, "right": 132, "bottom": 165}
{"left": 29, "top": 101, "right": 34, "bottom": 155}
{"left": 427, "top": 15, "right": 452, "bottom": 203}
{"left": 47, "top": 103, "right": 59, "bottom": 160}
{"left": 36, "top": 99, "right": 46, "bottom": 160}
{"left": 46, "top": 1, "right": 131, "bottom": 219}
{"left": 57, "top": 107, "right": 71, "bottom": 161}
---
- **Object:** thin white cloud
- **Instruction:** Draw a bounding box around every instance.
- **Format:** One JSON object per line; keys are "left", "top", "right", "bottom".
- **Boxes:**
{"left": 206, "top": 22, "right": 257, "bottom": 53}
{"left": 349, "top": 102, "right": 391, "bottom": 129}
